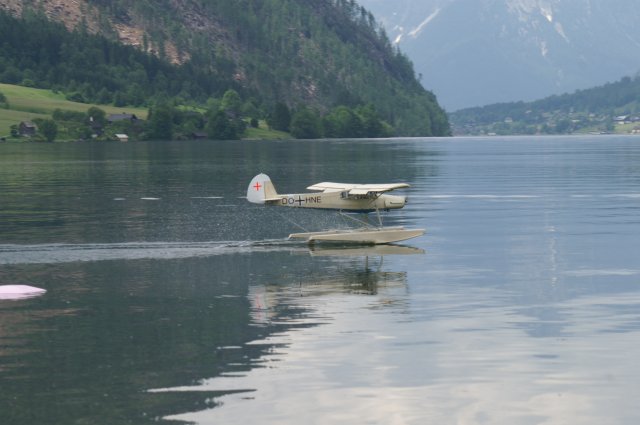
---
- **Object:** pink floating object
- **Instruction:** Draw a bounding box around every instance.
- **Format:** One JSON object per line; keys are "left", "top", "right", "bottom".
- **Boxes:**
{"left": 0, "top": 285, "right": 47, "bottom": 300}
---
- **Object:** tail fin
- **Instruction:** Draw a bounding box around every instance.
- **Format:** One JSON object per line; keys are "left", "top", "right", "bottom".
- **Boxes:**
{"left": 247, "top": 173, "right": 278, "bottom": 204}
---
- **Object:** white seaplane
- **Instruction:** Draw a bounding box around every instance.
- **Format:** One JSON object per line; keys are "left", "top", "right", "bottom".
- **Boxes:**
{"left": 247, "top": 173, "right": 425, "bottom": 244}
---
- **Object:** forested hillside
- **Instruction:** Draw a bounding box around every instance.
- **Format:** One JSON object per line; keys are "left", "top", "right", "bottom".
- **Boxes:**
{"left": 0, "top": 0, "right": 449, "bottom": 138}
{"left": 450, "top": 74, "right": 640, "bottom": 135}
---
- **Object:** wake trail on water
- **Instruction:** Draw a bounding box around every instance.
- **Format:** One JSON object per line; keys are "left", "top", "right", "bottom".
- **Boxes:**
{"left": 0, "top": 240, "right": 302, "bottom": 265}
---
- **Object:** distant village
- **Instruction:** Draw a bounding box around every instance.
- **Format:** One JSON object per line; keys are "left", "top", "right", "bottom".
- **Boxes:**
{"left": 452, "top": 111, "right": 640, "bottom": 136}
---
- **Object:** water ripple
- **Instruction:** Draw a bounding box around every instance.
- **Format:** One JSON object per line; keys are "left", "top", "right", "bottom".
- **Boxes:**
{"left": 0, "top": 240, "right": 296, "bottom": 264}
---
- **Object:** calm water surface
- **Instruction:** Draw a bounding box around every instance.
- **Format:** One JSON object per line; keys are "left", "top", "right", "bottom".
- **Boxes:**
{"left": 1, "top": 136, "right": 639, "bottom": 424}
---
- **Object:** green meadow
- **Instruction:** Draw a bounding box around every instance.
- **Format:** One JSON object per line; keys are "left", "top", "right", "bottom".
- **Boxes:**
{"left": 0, "top": 83, "right": 289, "bottom": 140}
{"left": 244, "top": 122, "right": 289, "bottom": 140}
{"left": 0, "top": 83, "right": 148, "bottom": 137}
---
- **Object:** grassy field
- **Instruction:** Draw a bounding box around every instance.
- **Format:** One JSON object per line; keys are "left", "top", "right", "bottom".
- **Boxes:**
{"left": 0, "top": 108, "right": 48, "bottom": 137}
{"left": 0, "top": 83, "right": 290, "bottom": 141}
{"left": 0, "top": 83, "right": 148, "bottom": 137}
{"left": 245, "top": 122, "right": 289, "bottom": 140}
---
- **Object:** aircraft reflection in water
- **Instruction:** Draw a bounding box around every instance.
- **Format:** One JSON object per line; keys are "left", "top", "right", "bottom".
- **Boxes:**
{"left": 148, "top": 244, "right": 424, "bottom": 423}
{"left": 249, "top": 244, "right": 424, "bottom": 325}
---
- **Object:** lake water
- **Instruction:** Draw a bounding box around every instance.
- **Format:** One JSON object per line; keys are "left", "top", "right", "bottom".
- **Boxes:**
{"left": 1, "top": 136, "right": 640, "bottom": 425}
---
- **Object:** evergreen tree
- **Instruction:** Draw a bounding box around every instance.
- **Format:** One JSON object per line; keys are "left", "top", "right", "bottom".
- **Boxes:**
{"left": 37, "top": 119, "right": 58, "bottom": 142}
{"left": 206, "top": 110, "right": 240, "bottom": 140}
{"left": 357, "top": 104, "right": 385, "bottom": 138}
{"left": 221, "top": 89, "right": 242, "bottom": 119}
{"left": 113, "top": 92, "right": 128, "bottom": 107}
{"left": 269, "top": 102, "right": 291, "bottom": 132}
{"left": 290, "top": 107, "right": 322, "bottom": 139}
{"left": 86, "top": 106, "right": 107, "bottom": 127}
{"left": 148, "top": 103, "right": 174, "bottom": 140}
{"left": 323, "top": 106, "right": 364, "bottom": 138}
{"left": 95, "top": 88, "right": 112, "bottom": 104}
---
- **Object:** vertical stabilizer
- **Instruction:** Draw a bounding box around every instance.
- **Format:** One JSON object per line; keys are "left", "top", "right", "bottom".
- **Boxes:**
{"left": 247, "top": 173, "right": 278, "bottom": 204}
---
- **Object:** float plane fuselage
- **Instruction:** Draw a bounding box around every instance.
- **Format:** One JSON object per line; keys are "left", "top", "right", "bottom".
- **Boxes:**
{"left": 246, "top": 173, "right": 424, "bottom": 244}
{"left": 247, "top": 173, "right": 408, "bottom": 213}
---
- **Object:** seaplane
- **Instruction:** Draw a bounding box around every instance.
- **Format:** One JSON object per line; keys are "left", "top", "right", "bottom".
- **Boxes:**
{"left": 247, "top": 173, "right": 425, "bottom": 244}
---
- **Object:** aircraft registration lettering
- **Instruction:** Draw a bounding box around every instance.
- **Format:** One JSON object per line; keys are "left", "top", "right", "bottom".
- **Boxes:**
{"left": 279, "top": 196, "right": 321, "bottom": 206}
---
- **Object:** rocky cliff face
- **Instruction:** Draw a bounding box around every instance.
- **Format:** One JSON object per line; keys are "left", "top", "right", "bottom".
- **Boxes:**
{"left": 2, "top": 0, "right": 94, "bottom": 31}
{"left": 1, "top": 0, "right": 196, "bottom": 64}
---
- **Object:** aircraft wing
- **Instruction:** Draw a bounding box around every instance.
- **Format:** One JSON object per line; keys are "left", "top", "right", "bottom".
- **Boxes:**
{"left": 307, "top": 182, "right": 357, "bottom": 192}
{"left": 307, "top": 182, "right": 409, "bottom": 195}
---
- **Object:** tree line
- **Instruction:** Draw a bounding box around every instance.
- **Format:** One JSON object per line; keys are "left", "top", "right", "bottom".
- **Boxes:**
{"left": 451, "top": 73, "right": 640, "bottom": 134}
{"left": 7, "top": 86, "right": 392, "bottom": 142}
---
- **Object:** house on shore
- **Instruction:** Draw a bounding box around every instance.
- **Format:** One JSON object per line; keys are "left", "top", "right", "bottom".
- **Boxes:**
{"left": 190, "top": 131, "right": 208, "bottom": 140}
{"left": 114, "top": 133, "right": 129, "bottom": 142}
{"left": 107, "top": 113, "right": 139, "bottom": 123}
{"left": 108, "top": 113, "right": 143, "bottom": 141}
{"left": 19, "top": 121, "right": 38, "bottom": 137}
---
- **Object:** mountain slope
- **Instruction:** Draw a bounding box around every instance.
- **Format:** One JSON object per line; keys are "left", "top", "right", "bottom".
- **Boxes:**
{"left": 359, "top": 0, "right": 640, "bottom": 111}
{"left": 450, "top": 73, "right": 640, "bottom": 135}
{"left": 0, "top": 0, "right": 449, "bottom": 136}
